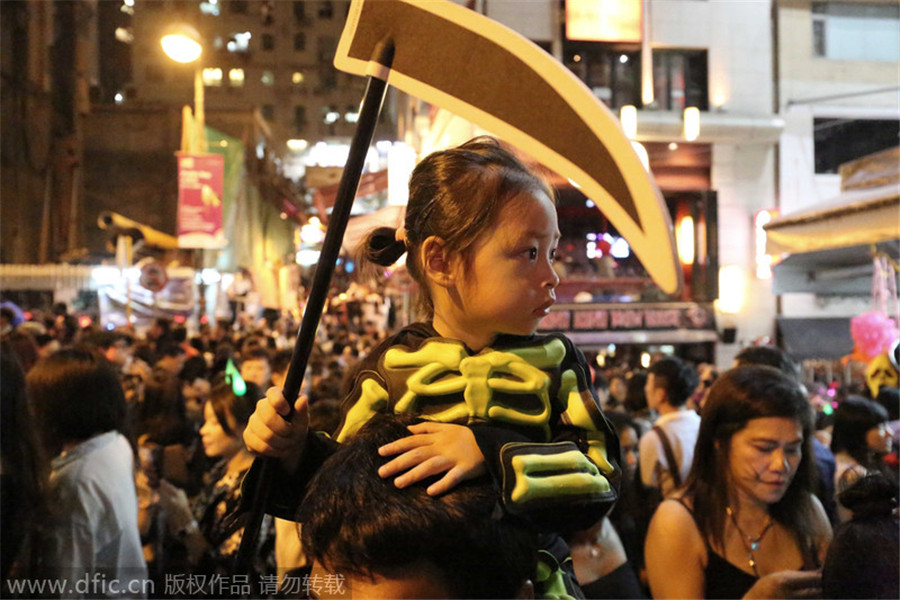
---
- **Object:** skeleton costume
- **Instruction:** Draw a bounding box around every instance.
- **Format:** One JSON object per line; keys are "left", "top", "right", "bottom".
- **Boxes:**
{"left": 248, "top": 323, "right": 621, "bottom": 599}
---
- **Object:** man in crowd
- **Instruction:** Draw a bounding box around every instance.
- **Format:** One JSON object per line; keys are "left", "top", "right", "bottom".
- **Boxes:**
{"left": 639, "top": 356, "right": 700, "bottom": 499}
{"left": 241, "top": 347, "right": 274, "bottom": 389}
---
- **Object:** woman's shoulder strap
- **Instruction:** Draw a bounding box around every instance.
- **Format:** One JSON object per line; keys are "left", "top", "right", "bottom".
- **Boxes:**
{"left": 665, "top": 496, "right": 707, "bottom": 539}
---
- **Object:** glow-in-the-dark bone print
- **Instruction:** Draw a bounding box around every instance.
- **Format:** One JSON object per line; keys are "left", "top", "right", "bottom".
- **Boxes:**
{"left": 558, "top": 369, "right": 616, "bottom": 475}
{"left": 384, "top": 339, "right": 563, "bottom": 437}
{"left": 336, "top": 378, "right": 389, "bottom": 442}
{"left": 535, "top": 549, "right": 579, "bottom": 600}
{"left": 507, "top": 446, "right": 610, "bottom": 507}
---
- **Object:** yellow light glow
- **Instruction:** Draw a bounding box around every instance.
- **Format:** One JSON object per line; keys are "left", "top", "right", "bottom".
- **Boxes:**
{"left": 620, "top": 105, "right": 637, "bottom": 139}
{"left": 300, "top": 219, "right": 325, "bottom": 245}
{"left": 677, "top": 215, "right": 695, "bottom": 266}
{"left": 292, "top": 72, "right": 304, "bottom": 85}
{"left": 717, "top": 266, "right": 745, "bottom": 314}
{"left": 287, "top": 139, "right": 309, "bottom": 152}
{"left": 683, "top": 107, "right": 700, "bottom": 141}
{"left": 201, "top": 67, "right": 222, "bottom": 86}
{"left": 160, "top": 26, "right": 203, "bottom": 63}
{"left": 567, "top": 0, "right": 642, "bottom": 43}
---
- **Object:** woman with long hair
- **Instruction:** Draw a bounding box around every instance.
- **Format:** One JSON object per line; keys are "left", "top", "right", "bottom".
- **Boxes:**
{"left": 645, "top": 366, "right": 832, "bottom": 599}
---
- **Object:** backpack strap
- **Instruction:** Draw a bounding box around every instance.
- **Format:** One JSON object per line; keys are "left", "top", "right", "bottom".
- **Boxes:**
{"left": 652, "top": 425, "right": 682, "bottom": 489}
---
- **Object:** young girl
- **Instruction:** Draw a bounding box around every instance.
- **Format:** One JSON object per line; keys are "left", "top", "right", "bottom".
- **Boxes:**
{"left": 244, "top": 136, "right": 621, "bottom": 597}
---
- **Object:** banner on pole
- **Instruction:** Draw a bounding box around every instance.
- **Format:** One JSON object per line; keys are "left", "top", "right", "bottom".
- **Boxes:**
{"left": 177, "top": 153, "right": 226, "bottom": 249}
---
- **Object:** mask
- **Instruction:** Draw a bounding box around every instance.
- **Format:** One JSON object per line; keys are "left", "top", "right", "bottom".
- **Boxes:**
{"left": 866, "top": 351, "right": 899, "bottom": 398}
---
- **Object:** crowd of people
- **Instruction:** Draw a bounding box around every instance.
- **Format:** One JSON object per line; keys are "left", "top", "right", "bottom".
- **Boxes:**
{"left": 1, "top": 292, "right": 391, "bottom": 598}
{"left": 2, "top": 135, "right": 898, "bottom": 600}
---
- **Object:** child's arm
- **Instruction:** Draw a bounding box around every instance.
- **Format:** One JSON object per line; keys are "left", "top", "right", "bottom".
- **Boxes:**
{"left": 241, "top": 387, "right": 340, "bottom": 521}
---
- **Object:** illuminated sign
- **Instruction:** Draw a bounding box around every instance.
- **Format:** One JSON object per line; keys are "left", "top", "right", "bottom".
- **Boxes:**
{"left": 539, "top": 302, "right": 715, "bottom": 332}
{"left": 566, "top": 0, "right": 643, "bottom": 43}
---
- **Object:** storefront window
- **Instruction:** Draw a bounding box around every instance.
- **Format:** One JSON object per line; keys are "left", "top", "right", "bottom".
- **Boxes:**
{"left": 563, "top": 44, "right": 641, "bottom": 109}
{"left": 652, "top": 50, "right": 708, "bottom": 111}
{"left": 814, "top": 118, "right": 900, "bottom": 173}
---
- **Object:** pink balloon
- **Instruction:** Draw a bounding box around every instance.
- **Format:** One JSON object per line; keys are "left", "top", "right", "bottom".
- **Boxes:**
{"left": 850, "top": 311, "right": 899, "bottom": 360}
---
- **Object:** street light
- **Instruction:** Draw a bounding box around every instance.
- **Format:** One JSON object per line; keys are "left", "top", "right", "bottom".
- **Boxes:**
{"left": 161, "top": 23, "right": 206, "bottom": 153}
{"left": 161, "top": 24, "right": 202, "bottom": 63}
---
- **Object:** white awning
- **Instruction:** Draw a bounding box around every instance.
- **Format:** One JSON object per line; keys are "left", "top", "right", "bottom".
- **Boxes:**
{"left": 764, "top": 184, "right": 899, "bottom": 255}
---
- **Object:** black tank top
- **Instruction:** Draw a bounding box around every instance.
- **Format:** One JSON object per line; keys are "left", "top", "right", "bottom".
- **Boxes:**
{"left": 671, "top": 498, "right": 813, "bottom": 600}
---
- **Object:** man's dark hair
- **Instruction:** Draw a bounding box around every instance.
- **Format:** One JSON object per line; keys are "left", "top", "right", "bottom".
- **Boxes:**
{"left": 156, "top": 340, "right": 185, "bottom": 360}
{"left": 171, "top": 326, "right": 188, "bottom": 344}
{"left": 734, "top": 345, "right": 801, "bottom": 379}
{"left": 179, "top": 354, "right": 209, "bottom": 383}
{"left": 271, "top": 349, "right": 293, "bottom": 376}
{"left": 624, "top": 370, "right": 648, "bottom": 413}
{"left": 647, "top": 356, "right": 698, "bottom": 407}
{"left": 299, "top": 415, "right": 537, "bottom": 598}
{"left": 81, "top": 330, "right": 129, "bottom": 351}
{"left": 241, "top": 347, "right": 271, "bottom": 364}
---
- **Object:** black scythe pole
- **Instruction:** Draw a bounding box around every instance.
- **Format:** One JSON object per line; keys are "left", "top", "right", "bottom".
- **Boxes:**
{"left": 235, "top": 39, "right": 395, "bottom": 575}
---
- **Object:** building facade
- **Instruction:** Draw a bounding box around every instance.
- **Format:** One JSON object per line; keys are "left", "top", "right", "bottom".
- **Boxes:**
{"left": 126, "top": 0, "right": 394, "bottom": 157}
{"left": 775, "top": 0, "right": 899, "bottom": 325}
{"left": 468, "top": 0, "right": 783, "bottom": 367}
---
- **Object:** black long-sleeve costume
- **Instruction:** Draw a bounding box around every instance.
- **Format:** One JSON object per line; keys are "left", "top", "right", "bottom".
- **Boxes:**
{"left": 245, "top": 323, "right": 621, "bottom": 598}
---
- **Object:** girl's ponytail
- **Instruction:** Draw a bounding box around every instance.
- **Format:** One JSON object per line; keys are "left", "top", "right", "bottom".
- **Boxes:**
{"left": 355, "top": 226, "right": 408, "bottom": 282}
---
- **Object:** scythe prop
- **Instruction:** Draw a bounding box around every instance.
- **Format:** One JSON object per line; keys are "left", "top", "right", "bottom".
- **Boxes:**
{"left": 236, "top": 0, "right": 680, "bottom": 572}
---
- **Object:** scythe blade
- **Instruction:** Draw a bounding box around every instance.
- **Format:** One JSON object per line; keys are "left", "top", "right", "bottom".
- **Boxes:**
{"left": 335, "top": 0, "right": 682, "bottom": 294}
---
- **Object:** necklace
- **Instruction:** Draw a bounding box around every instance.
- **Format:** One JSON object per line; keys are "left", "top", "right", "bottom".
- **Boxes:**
{"left": 726, "top": 506, "right": 774, "bottom": 576}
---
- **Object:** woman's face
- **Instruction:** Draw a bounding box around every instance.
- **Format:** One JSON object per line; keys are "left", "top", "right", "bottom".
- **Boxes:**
{"left": 619, "top": 425, "right": 639, "bottom": 477}
{"left": 727, "top": 416, "right": 804, "bottom": 508}
{"left": 200, "top": 402, "right": 243, "bottom": 459}
{"left": 182, "top": 377, "right": 210, "bottom": 424}
{"left": 866, "top": 422, "right": 892, "bottom": 455}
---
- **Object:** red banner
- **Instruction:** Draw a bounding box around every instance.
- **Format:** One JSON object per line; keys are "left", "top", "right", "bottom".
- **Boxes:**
{"left": 177, "top": 153, "right": 226, "bottom": 249}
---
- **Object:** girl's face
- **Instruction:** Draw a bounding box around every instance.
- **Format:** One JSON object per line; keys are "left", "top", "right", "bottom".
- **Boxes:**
{"left": 200, "top": 401, "right": 243, "bottom": 459}
{"left": 727, "top": 416, "right": 804, "bottom": 508}
{"left": 441, "top": 189, "right": 560, "bottom": 348}
{"left": 866, "top": 422, "right": 892, "bottom": 455}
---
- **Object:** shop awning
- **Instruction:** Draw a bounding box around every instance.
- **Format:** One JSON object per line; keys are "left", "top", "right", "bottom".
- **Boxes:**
{"left": 777, "top": 317, "right": 854, "bottom": 361}
{"left": 770, "top": 240, "right": 898, "bottom": 295}
{"left": 764, "top": 184, "right": 899, "bottom": 256}
{"left": 764, "top": 180, "right": 899, "bottom": 295}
